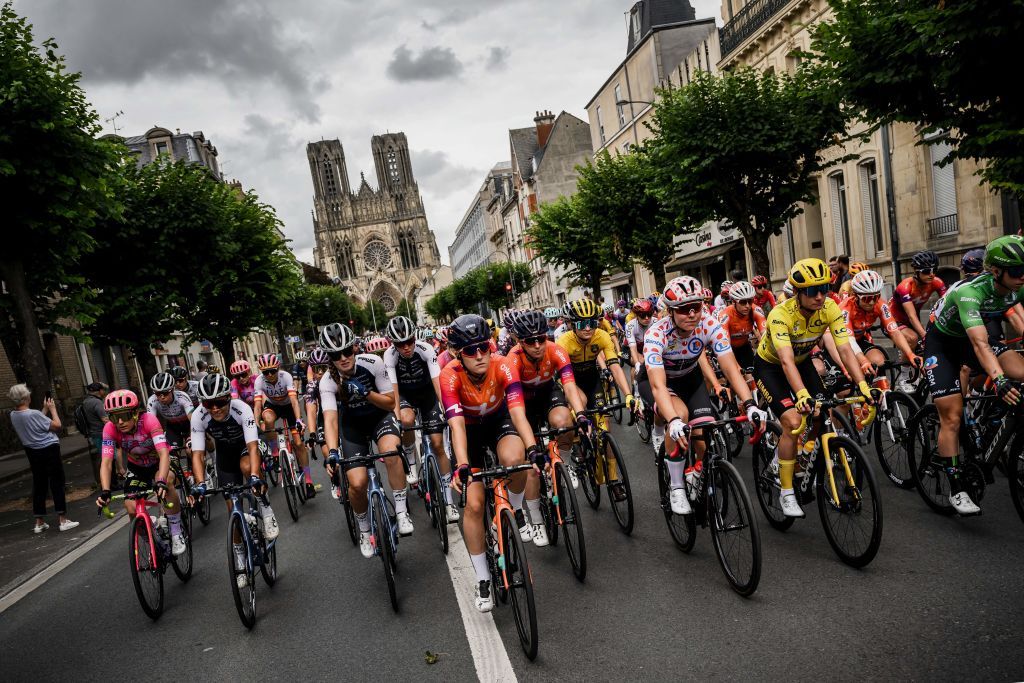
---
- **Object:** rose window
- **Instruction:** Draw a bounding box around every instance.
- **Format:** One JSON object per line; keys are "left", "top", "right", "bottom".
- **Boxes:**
{"left": 363, "top": 241, "right": 393, "bottom": 270}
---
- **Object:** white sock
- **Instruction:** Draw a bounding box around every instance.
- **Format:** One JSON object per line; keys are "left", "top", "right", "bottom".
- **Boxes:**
{"left": 653, "top": 424, "right": 665, "bottom": 440}
{"left": 667, "top": 460, "right": 686, "bottom": 489}
{"left": 441, "top": 472, "right": 453, "bottom": 504}
{"left": 356, "top": 511, "right": 370, "bottom": 532}
{"left": 525, "top": 498, "right": 542, "bottom": 524}
{"left": 508, "top": 488, "right": 525, "bottom": 512}
{"left": 393, "top": 486, "right": 408, "bottom": 514}
{"left": 470, "top": 553, "right": 490, "bottom": 582}
{"left": 403, "top": 443, "right": 416, "bottom": 466}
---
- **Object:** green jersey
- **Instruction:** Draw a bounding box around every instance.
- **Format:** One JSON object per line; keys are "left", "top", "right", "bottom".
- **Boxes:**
{"left": 931, "top": 273, "right": 1024, "bottom": 337}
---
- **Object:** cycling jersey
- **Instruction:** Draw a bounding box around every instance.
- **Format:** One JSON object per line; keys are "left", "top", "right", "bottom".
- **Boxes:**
{"left": 146, "top": 390, "right": 194, "bottom": 425}
{"left": 889, "top": 275, "right": 947, "bottom": 325}
{"left": 643, "top": 313, "right": 732, "bottom": 378}
{"left": 556, "top": 328, "right": 619, "bottom": 378}
{"left": 753, "top": 289, "right": 776, "bottom": 314}
{"left": 102, "top": 413, "right": 167, "bottom": 467}
{"left": 254, "top": 370, "right": 296, "bottom": 406}
{"left": 291, "top": 362, "right": 310, "bottom": 393}
{"left": 506, "top": 343, "right": 576, "bottom": 397}
{"left": 715, "top": 304, "right": 766, "bottom": 348}
{"left": 440, "top": 356, "right": 524, "bottom": 423}
{"left": 318, "top": 355, "right": 394, "bottom": 418}
{"left": 230, "top": 375, "right": 257, "bottom": 405}
{"left": 931, "top": 272, "right": 1024, "bottom": 337}
{"left": 625, "top": 318, "right": 652, "bottom": 352}
{"left": 384, "top": 340, "right": 440, "bottom": 392}
{"left": 438, "top": 349, "right": 455, "bottom": 370}
{"left": 838, "top": 296, "right": 898, "bottom": 343}
{"left": 757, "top": 296, "right": 850, "bottom": 365}
{"left": 177, "top": 380, "right": 200, "bottom": 407}
{"left": 545, "top": 323, "right": 561, "bottom": 342}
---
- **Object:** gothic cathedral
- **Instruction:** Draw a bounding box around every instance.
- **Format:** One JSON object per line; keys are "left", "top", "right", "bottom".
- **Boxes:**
{"left": 308, "top": 133, "right": 441, "bottom": 317}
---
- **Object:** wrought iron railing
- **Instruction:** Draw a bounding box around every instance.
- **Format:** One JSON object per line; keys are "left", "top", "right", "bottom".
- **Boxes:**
{"left": 719, "top": 0, "right": 791, "bottom": 58}
{"left": 927, "top": 213, "right": 958, "bottom": 238}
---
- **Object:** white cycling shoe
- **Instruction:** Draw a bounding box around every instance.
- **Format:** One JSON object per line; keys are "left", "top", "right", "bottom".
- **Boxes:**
{"left": 779, "top": 490, "right": 805, "bottom": 518}
{"left": 531, "top": 523, "right": 550, "bottom": 547}
{"left": 445, "top": 504, "right": 460, "bottom": 524}
{"left": 515, "top": 510, "right": 531, "bottom": 542}
{"left": 406, "top": 462, "right": 419, "bottom": 486}
{"left": 950, "top": 491, "right": 981, "bottom": 516}
{"left": 261, "top": 509, "right": 280, "bottom": 540}
{"left": 359, "top": 531, "right": 374, "bottom": 558}
{"left": 670, "top": 487, "right": 692, "bottom": 515}
{"left": 171, "top": 532, "right": 187, "bottom": 556}
{"left": 475, "top": 580, "right": 494, "bottom": 613}
{"left": 397, "top": 511, "right": 414, "bottom": 536}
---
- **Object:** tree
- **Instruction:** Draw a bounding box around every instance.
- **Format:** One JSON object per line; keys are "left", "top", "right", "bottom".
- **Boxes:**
{"left": 478, "top": 261, "right": 534, "bottom": 311}
{"left": 646, "top": 68, "right": 850, "bottom": 278}
{"left": 528, "top": 195, "right": 611, "bottom": 296}
{"left": 392, "top": 298, "right": 419, "bottom": 324}
{"left": 0, "top": 2, "right": 123, "bottom": 404}
{"left": 811, "top": 0, "right": 1024, "bottom": 195}
{"left": 425, "top": 286, "right": 457, "bottom": 322}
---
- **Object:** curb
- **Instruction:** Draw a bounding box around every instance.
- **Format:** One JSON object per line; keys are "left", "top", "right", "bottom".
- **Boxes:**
{"left": 0, "top": 446, "right": 93, "bottom": 487}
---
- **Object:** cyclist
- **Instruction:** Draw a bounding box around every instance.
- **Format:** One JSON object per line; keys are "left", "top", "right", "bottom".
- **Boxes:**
{"left": 714, "top": 281, "right": 732, "bottom": 310}
{"left": 837, "top": 262, "right": 869, "bottom": 300}
{"left": 303, "top": 348, "right": 330, "bottom": 462}
{"left": 701, "top": 288, "right": 716, "bottom": 314}
{"left": 188, "top": 374, "right": 279, "bottom": 584}
{"left": 383, "top": 315, "right": 459, "bottom": 523}
{"left": 839, "top": 270, "right": 921, "bottom": 375}
{"left": 714, "top": 280, "right": 765, "bottom": 374}
{"left": 96, "top": 389, "right": 187, "bottom": 556}
{"left": 890, "top": 250, "right": 947, "bottom": 349}
{"left": 754, "top": 259, "right": 874, "bottom": 518}
{"left": 777, "top": 280, "right": 793, "bottom": 304}
{"left": 925, "top": 236, "right": 1024, "bottom": 515}
{"left": 292, "top": 350, "right": 311, "bottom": 394}
{"left": 641, "top": 276, "right": 765, "bottom": 515}
{"left": 443, "top": 314, "right": 544, "bottom": 612}
{"left": 625, "top": 299, "right": 656, "bottom": 383}
{"left": 170, "top": 365, "right": 199, "bottom": 407}
{"left": 146, "top": 372, "right": 195, "bottom": 453}
{"left": 544, "top": 307, "right": 562, "bottom": 341}
{"left": 229, "top": 360, "right": 256, "bottom": 408}
{"left": 751, "top": 275, "right": 776, "bottom": 315}
{"left": 252, "top": 353, "right": 313, "bottom": 496}
{"left": 497, "top": 310, "right": 519, "bottom": 355}
{"left": 364, "top": 337, "right": 392, "bottom": 356}
{"left": 556, "top": 297, "right": 636, "bottom": 501}
{"left": 319, "top": 323, "right": 411, "bottom": 551}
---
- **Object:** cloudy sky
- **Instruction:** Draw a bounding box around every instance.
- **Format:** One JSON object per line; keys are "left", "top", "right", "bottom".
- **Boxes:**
{"left": 18, "top": 0, "right": 721, "bottom": 265}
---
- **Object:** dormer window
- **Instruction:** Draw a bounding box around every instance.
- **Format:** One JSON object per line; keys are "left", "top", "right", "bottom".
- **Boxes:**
{"left": 631, "top": 8, "right": 641, "bottom": 44}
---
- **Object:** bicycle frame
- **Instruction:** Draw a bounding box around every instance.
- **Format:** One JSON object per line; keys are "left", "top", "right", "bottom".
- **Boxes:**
{"left": 465, "top": 463, "right": 535, "bottom": 590}
{"left": 341, "top": 449, "right": 400, "bottom": 557}
{"left": 101, "top": 490, "right": 169, "bottom": 570}
{"left": 535, "top": 425, "right": 578, "bottom": 526}
{"left": 791, "top": 397, "right": 876, "bottom": 507}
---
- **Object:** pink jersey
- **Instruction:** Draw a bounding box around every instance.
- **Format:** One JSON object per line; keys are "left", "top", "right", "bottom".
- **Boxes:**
{"left": 438, "top": 349, "right": 455, "bottom": 370}
{"left": 231, "top": 375, "right": 257, "bottom": 405}
{"left": 101, "top": 413, "right": 167, "bottom": 467}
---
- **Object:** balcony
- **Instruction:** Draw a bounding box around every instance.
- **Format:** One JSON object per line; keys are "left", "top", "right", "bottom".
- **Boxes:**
{"left": 927, "top": 213, "right": 959, "bottom": 238}
{"left": 719, "top": 0, "right": 791, "bottom": 58}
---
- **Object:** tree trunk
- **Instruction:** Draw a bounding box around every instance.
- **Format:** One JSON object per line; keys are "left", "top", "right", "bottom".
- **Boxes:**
{"left": 216, "top": 335, "right": 236, "bottom": 369}
{"left": 0, "top": 258, "right": 51, "bottom": 409}
{"left": 132, "top": 343, "right": 159, "bottom": 382}
{"left": 651, "top": 262, "right": 667, "bottom": 293}
{"left": 275, "top": 321, "right": 291, "bottom": 364}
{"left": 588, "top": 270, "right": 603, "bottom": 301}
{"left": 744, "top": 229, "right": 773, "bottom": 284}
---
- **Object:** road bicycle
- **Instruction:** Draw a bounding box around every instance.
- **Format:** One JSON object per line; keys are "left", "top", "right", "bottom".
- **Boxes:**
{"left": 630, "top": 391, "right": 653, "bottom": 444}
{"left": 100, "top": 488, "right": 191, "bottom": 620}
{"left": 460, "top": 460, "right": 539, "bottom": 661}
{"left": 655, "top": 416, "right": 761, "bottom": 596}
{"left": 314, "top": 433, "right": 360, "bottom": 546}
{"left": 600, "top": 368, "right": 624, "bottom": 425}
{"left": 710, "top": 361, "right": 759, "bottom": 461}
{"left": 752, "top": 397, "right": 883, "bottom": 567}
{"left": 575, "top": 399, "right": 633, "bottom": 534}
{"left": 851, "top": 359, "right": 920, "bottom": 489}
{"left": 273, "top": 425, "right": 308, "bottom": 522}
{"left": 401, "top": 423, "right": 449, "bottom": 555}
{"left": 534, "top": 424, "right": 587, "bottom": 582}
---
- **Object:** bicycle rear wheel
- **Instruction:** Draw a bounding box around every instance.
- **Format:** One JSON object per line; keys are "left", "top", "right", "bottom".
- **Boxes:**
{"left": 605, "top": 435, "right": 634, "bottom": 534}
{"left": 426, "top": 455, "right": 449, "bottom": 555}
{"left": 171, "top": 512, "right": 193, "bottom": 583}
{"left": 658, "top": 447, "right": 696, "bottom": 551}
{"left": 906, "top": 404, "right": 955, "bottom": 515}
{"left": 635, "top": 409, "right": 652, "bottom": 443}
{"left": 282, "top": 453, "right": 300, "bottom": 522}
{"left": 129, "top": 516, "right": 164, "bottom": 620}
{"left": 554, "top": 461, "right": 586, "bottom": 582}
{"left": 751, "top": 421, "right": 795, "bottom": 531}
{"left": 228, "top": 514, "right": 256, "bottom": 629}
{"left": 707, "top": 459, "right": 761, "bottom": 596}
{"left": 373, "top": 494, "right": 399, "bottom": 612}
{"left": 873, "top": 391, "right": 918, "bottom": 489}
{"left": 539, "top": 473, "right": 559, "bottom": 548}
{"left": 817, "top": 436, "right": 883, "bottom": 567}
{"left": 499, "top": 507, "right": 538, "bottom": 661}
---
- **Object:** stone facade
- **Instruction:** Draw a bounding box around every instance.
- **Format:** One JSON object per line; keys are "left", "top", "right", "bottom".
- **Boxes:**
{"left": 308, "top": 133, "right": 442, "bottom": 315}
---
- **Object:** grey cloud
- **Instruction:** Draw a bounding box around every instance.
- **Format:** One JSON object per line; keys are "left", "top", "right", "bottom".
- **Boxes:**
{"left": 386, "top": 45, "right": 463, "bottom": 82}
{"left": 485, "top": 46, "right": 510, "bottom": 71}
{"left": 241, "top": 114, "right": 303, "bottom": 162}
{"left": 413, "top": 149, "right": 483, "bottom": 200}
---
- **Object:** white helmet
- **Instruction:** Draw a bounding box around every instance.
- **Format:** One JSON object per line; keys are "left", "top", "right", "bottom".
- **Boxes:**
{"left": 782, "top": 281, "right": 794, "bottom": 297}
{"left": 319, "top": 322, "right": 355, "bottom": 352}
{"left": 661, "top": 276, "right": 704, "bottom": 308}
{"left": 385, "top": 315, "right": 415, "bottom": 343}
{"left": 602, "top": 303, "right": 614, "bottom": 315}
{"left": 851, "top": 269, "right": 884, "bottom": 295}
{"left": 729, "top": 280, "right": 756, "bottom": 302}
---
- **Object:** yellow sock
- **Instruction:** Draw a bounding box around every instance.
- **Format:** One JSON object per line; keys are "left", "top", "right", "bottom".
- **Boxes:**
{"left": 779, "top": 459, "right": 796, "bottom": 491}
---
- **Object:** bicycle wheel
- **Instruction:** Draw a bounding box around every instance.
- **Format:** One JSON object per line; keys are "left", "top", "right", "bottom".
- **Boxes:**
{"left": 657, "top": 447, "right": 696, "bottom": 552}
{"left": 635, "top": 409, "right": 652, "bottom": 444}
{"left": 873, "top": 391, "right": 917, "bottom": 489}
{"left": 129, "top": 516, "right": 164, "bottom": 620}
{"left": 722, "top": 416, "right": 744, "bottom": 461}
{"left": 578, "top": 443, "right": 601, "bottom": 509}
{"left": 1007, "top": 431, "right": 1024, "bottom": 524}
{"left": 295, "top": 456, "right": 308, "bottom": 505}
{"left": 196, "top": 491, "right": 212, "bottom": 525}
{"left": 816, "top": 435, "right": 883, "bottom": 567}
{"left": 751, "top": 421, "right": 795, "bottom": 531}
{"left": 554, "top": 461, "right": 586, "bottom": 582}
{"left": 266, "top": 451, "right": 280, "bottom": 487}
{"left": 373, "top": 494, "right": 399, "bottom": 612}
{"left": 281, "top": 454, "right": 300, "bottom": 522}
{"left": 499, "top": 507, "right": 538, "bottom": 661}
{"left": 171, "top": 512, "right": 193, "bottom": 583}
{"left": 605, "top": 435, "right": 634, "bottom": 534}
{"left": 608, "top": 382, "right": 624, "bottom": 425}
{"left": 538, "top": 473, "right": 559, "bottom": 548}
{"left": 906, "top": 404, "right": 955, "bottom": 515}
{"left": 707, "top": 459, "right": 761, "bottom": 596}
{"left": 228, "top": 514, "right": 256, "bottom": 629}
{"left": 426, "top": 455, "right": 449, "bottom": 555}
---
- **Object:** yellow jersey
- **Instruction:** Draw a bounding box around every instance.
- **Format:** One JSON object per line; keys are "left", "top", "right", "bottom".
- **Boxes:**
{"left": 756, "top": 296, "right": 849, "bottom": 365}
{"left": 556, "top": 328, "right": 619, "bottom": 375}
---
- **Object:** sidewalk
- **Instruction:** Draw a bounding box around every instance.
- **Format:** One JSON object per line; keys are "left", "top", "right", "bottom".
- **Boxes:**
{"left": 0, "top": 432, "right": 92, "bottom": 485}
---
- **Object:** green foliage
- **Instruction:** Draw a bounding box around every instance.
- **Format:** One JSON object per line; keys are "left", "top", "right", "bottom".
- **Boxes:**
{"left": 391, "top": 298, "right": 418, "bottom": 324}
{"left": 425, "top": 286, "right": 457, "bottom": 322}
{"left": 425, "top": 261, "right": 534, "bottom": 320}
{"left": 811, "top": 0, "right": 1024, "bottom": 194}
{"left": 527, "top": 195, "right": 607, "bottom": 295}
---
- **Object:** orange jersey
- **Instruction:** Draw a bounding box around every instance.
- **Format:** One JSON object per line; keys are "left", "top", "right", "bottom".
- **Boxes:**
{"left": 439, "top": 356, "right": 524, "bottom": 423}
{"left": 715, "top": 304, "right": 766, "bottom": 348}
{"left": 839, "top": 296, "right": 898, "bottom": 343}
{"left": 507, "top": 343, "right": 575, "bottom": 397}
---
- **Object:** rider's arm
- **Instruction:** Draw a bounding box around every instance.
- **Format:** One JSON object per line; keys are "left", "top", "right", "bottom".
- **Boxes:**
{"left": 319, "top": 374, "right": 341, "bottom": 451}
{"left": 365, "top": 359, "right": 397, "bottom": 412}
{"left": 1006, "top": 304, "right": 1024, "bottom": 337}
{"left": 967, "top": 324, "right": 1008, "bottom": 381}
{"left": 448, "top": 415, "right": 469, "bottom": 468}
{"left": 776, "top": 344, "right": 809, "bottom": 397}
{"left": 901, "top": 298, "right": 926, "bottom": 338}
{"left": 717, "top": 351, "right": 754, "bottom": 404}
{"left": 142, "top": 414, "right": 172, "bottom": 485}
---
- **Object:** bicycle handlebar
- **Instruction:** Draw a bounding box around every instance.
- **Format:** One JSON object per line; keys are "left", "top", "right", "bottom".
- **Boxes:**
{"left": 534, "top": 425, "right": 579, "bottom": 440}
{"left": 789, "top": 396, "right": 877, "bottom": 435}
{"left": 458, "top": 462, "right": 535, "bottom": 508}
{"left": 337, "top": 449, "right": 402, "bottom": 470}
{"left": 97, "top": 488, "right": 172, "bottom": 518}
{"left": 579, "top": 402, "right": 627, "bottom": 416}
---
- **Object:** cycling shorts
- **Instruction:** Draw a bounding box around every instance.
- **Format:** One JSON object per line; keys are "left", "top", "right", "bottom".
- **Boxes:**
{"left": 162, "top": 423, "right": 189, "bottom": 450}
{"left": 398, "top": 387, "right": 445, "bottom": 435}
{"left": 259, "top": 401, "right": 297, "bottom": 429}
{"left": 923, "top": 324, "right": 1010, "bottom": 399}
{"left": 216, "top": 439, "right": 250, "bottom": 477}
{"left": 523, "top": 383, "right": 569, "bottom": 431}
{"left": 124, "top": 463, "right": 158, "bottom": 495}
{"left": 636, "top": 370, "right": 715, "bottom": 423}
{"left": 465, "top": 413, "right": 520, "bottom": 470}
{"left": 754, "top": 355, "right": 825, "bottom": 417}
{"left": 340, "top": 410, "right": 401, "bottom": 460}
{"left": 732, "top": 344, "right": 754, "bottom": 372}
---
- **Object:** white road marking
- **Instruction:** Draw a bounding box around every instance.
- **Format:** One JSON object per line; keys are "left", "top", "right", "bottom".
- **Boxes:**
{"left": 444, "top": 526, "right": 518, "bottom": 682}
{"left": 0, "top": 515, "right": 128, "bottom": 615}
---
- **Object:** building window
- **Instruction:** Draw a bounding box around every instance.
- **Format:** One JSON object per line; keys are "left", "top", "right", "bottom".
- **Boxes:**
{"left": 622, "top": 142, "right": 631, "bottom": 154}
{"left": 596, "top": 106, "right": 605, "bottom": 144}
{"left": 858, "top": 159, "right": 885, "bottom": 255}
{"left": 786, "top": 52, "right": 802, "bottom": 74}
{"left": 323, "top": 158, "right": 337, "bottom": 195}
{"left": 929, "top": 137, "right": 957, "bottom": 221}
{"left": 828, "top": 171, "right": 852, "bottom": 255}
{"left": 614, "top": 84, "right": 626, "bottom": 127}
{"left": 399, "top": 228, "right": 420, "bottom": 269}
{"left": 387, "top": 149, "right": 401, "bottom": 186}
{"left": 631, "top": 8, "right": 640, "bottom": 44}
{"left": 335, "top": 238, "right": 356, "bottom": 279}
{"left": 684, "top": 60, "right": 691, "bottom": 84}
{"left": 696, "top": 49, "right": 702, "bottom": 72}
{"left": 155, "top": 141, "right": 168, "bottom": 156}
{"left": 704, "top": 41, "right": 711, "bottom": 72}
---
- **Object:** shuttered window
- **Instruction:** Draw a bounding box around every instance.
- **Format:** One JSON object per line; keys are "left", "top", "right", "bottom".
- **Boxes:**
{"left": 930, "top": 139, "right": 957, "bottom": 218}
{"left": 858, "top": 160, "right": 884, "bottom": 255}
{"left": 828, "top": 172, "right": 851, "bottom": 255}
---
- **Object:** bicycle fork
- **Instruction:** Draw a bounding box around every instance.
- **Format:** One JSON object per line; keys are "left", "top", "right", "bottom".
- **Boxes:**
{"left": 819, "top": 433, "right": 860, "bottom": 507}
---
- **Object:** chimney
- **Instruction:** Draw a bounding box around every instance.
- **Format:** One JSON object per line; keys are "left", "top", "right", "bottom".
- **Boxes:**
{"left": 534, "top": 110, "right": 555, "bottom": 148}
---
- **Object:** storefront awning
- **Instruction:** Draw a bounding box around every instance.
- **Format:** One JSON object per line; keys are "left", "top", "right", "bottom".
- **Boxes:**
{"left": 665, "top": 241, "right": 739, "bottom": 271}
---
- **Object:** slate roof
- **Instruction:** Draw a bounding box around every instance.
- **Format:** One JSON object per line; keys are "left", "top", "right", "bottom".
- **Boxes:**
{"left": 627, "top": 0, "right": 697, "bottom": 53}
{"left": 509, "top": 127, "right": 539, "bottom": 180}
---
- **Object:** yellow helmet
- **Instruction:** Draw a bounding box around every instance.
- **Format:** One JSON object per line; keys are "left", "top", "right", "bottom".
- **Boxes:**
{"left": 566, "top": 297, "right": 600, "bottom": 320}
{"left": 788, "top": 258, "right": 831, "bottom": 288}
{"left": 849, "top": 261, "right": 869, "bottom": 275}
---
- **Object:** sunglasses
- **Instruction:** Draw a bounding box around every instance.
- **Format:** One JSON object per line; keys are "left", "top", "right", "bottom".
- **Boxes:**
{"left": 858, "top": 294, "right": 880, "bottom": 302}
{"left": 327, "top": 348, "right": 357, "bottom": 360}
{"left": 799, "top": 284, "right": 831, "bottom": 298}
{"left": 735, "top": 299, "right": 753, "bottom": 305}
{"left": 395, "top": 338, "right": 415, "bottom": 348}
{"left": 637, "top": 312, "right": 652, "bottom": 319}
{"left": 261, "top": 369, "right": 278, "bottom": 376}
{"left": 202, "top": 397, "right": 231, "bottom": 409}
{"left": 1005, "top": 265, "right": 1024, "bottom": 278}
{"left": 110, "top": 410, "right": 137, "bottom": 423}
{"left": 916, "top": 268, "right": 934, "bottom": 275}
{"left": 155, "top": 390, "right": 171, "bottom": 397}
{"left": 671, "top": 303, "right": 703, "bottom": 316}
{"left": 459, "top": 342, "right": 491, "bottom": 358}
{"left": 521, "top": 335, "right": 547, "bottom": 346}
{"left": 231, "top": 372, "right": 249, "bottom": 379}
{"left": 755, "top": 284, "right": 767, "bottom": 289}
{"left": 312, "top": 364, "right": 329, "bottom": 372}
{"left": 574, "top": 319, "right": 597, "bottom": 330}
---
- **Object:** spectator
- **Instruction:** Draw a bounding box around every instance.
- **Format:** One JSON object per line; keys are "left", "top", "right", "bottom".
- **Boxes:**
{"left": 7, "top": 384, "right": 79, "bottom": 534}
{"left": 192, "top": 360, "right": 207, "bottom": 382}
{"left": 729, "top": 268, "right": 746, "bottom": 282}
{"left": 828, "top": 255, "right": 851, "bottom": 293}
{"left": 81, "top": 382, "right": 109, "bottom": 488}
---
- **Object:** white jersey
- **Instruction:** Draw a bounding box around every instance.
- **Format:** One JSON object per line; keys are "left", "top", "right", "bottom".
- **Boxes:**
{"left": 625, "top": 318, "right": 651, "bottom": 352}
{"left": 383, "top": 340, "right": 439, "bottom": 391}
{"left": 643, "top": 313, "right": 732, "bottom": 379}
{"left": 319, "top": 354, "right": 394, "bottom": 417}
{"left": 190, "top": 398, "right": 259, "bottom": 447}
{"left": 147, "top": 390, "right": 194, "bottom": 425}
{"left": 254, "top": 369, "right": 295, "bottom": 406}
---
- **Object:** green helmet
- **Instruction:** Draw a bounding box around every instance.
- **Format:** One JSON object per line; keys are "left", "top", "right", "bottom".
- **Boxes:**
{"left": 984, "top": 235, "right": 1024, "bottom": 268}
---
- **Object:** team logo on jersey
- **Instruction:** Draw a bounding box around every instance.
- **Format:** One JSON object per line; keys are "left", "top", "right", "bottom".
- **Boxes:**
{"left": 924, "top": 356, "right": 938, "bottom": 370}
{"left": 687, "top": 338, "right": 704, "bottom": 354}
{"left": 713, "top": 341, "right": 730, "bottom": 354}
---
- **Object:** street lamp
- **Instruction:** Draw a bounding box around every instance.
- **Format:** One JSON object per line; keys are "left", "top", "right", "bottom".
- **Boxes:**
{"left": 615, "top": 98, "right": 653, "bottom": 107}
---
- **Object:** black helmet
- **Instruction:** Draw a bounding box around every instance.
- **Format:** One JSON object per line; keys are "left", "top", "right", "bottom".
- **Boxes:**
{"left": 448, "top": 314, "right": 490, "bottom": 350}
{"left": 319, "top": 322, "right": 355, "bottom": 352}
{"left": 198, "top": 373, "right": 231, "bottom": 400}
{"left": 169, "top": 366, "right": 189, "bottom": 381}
{"left": 149, "top": 372, "right": 174, "bottom": 392}
{"left": 385, "top": 315, "right": 415, "bottom": 343}
{"left": 512, "top": 310, "right": 548, "bottom": 339}
{"left": 911, "top": 250, "right": 939, "bottom": 271}
{"left": 961, "top": 248, "right": 985, "bottom": 274}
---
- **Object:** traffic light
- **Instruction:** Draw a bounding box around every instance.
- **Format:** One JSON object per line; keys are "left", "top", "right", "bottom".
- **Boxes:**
{"left": 348, "top": 319, "right": 354, "bottom": 325}
{"left": 504, "top": 282, "right": 512, "bottom": 292}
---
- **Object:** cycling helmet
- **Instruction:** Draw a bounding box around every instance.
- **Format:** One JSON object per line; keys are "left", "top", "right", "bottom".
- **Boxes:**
{"left": 701, "top": 287, "right": 714, "bottom": 300}
{"left": 149, "top": 372, "right": 174, "bottom": 392}
{"left": 728, "top": 280, "right": 756, "bottom": 302}
{"left": 788, "top": 258, "right": 831, "bottom": 288}
{"left": 502, "top": 309, "right": 519, "bottom": 329}
{"left": 308, "top": 348, "right": 330, "bottom": 366}
{"left": 206, "top": 365, "right": 221, "bottom": 375}
{"left": 319, "top": 322, "right": 355, "bottom": 352}
{"left": 850, "top": 270, "right": 884, "bottom": 295}
{"left": 543, "top": 306, "right": 560, "bottom": 320}
{"left": 365, "top": 337, "right": 391, "bottom": 354}
{"left": 602, "top": 303, "right": 614, "bottom": 315}
{"left": 631, "top": 299, "right": 654, "bottom": 315}
{"left": 782, "top": 281, "right": 794, "bottom": 297}
{"left": 435, "top": 327, "right": 449, "bottom": 345}
{"left": 256, "top": 353, "right": 279, "bottom": 371}
{"left": 720, "top": 280, "right": 733, "bottom": 293}
{"left": 385, "top": 315, "right": 415, "bottom": 343}
{"left": 848, "top": 261, "right": 869, "bottom": 276}
{"left": 984, "top": 235, "right": 1024, "bottom": 269}
{"left": 616, "top": 299, "right": 627, "bottom": 308}
{"left": 104, "top": 389, "right": 139, "bottom": 413}
{"left": 512, "top": 310, "right": 548, "bottom": 338}
{"left": 751, "top": 275, "right": 769, "bottom": 287}
{"left": 418, "top": 328, "right": 435, "bottom": 342}
{"left": 661, "top": 276, "right": 704, "bottom": 308}
{"left": 910, "top": 250, "right": 939, "bottom": 271}
{"left": 566, "top": 298, "right": 600, "bottom": 321}
{"left": 169, "top": 366, "right": 189, "bottom": 381}
{"left": 229, "top": 360, "right": 250, "bottom": 377}
{"left": 198, "top": 373, "right": 232, "bottom": 400}
{"left": 295, "top": 350, "right": 308, "bottom": 362}
{"left": 448, "top": 314, "right": 491, "bottom": 349}
{"left": 961, "top": 248, "right": 985, "bottom": 274}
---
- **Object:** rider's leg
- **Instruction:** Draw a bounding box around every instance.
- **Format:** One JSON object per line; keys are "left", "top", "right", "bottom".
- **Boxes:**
{"left": 260, "top": 408, "right": 279, "bottom": 469}
{"left": 399, "top": 406, "right": 419, "bottom": 482}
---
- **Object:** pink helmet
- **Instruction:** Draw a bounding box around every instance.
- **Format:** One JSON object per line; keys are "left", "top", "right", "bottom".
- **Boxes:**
{"left": 229, "top": 360, "right": 251, "bottom": 376}
{"left": 365, "top": 337, "right": 391, "bottom": 354}
{"left": 256, "top": 353, "right": 280, "bottom": 371}
{"left": 104, "top": 389, "right": 139, "bottom": 412}
{"left": 661, "top": 276, "right": 704, "bottom": 309}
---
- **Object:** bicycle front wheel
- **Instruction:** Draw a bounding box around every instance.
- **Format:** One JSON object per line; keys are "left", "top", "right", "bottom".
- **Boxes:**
{"left": 426, "top": 455, "right": 449, "bottom": 555}
{"left": 906, "top": 404, "right": 955, "bottom": 515}
{"left": 282, "top": 454, "right": 300, "bottom": 522}
{"left": 707, "top": 460, "right": 761, "bottom": 596}
{"left": 873, "top": 391, "right": 918, "bottom": 489}
{"left": 751, "top": 421, "right": 794, "bottom": 531}
{"left": 228, "top": 514, "right": 256, "bottom": 629}
{"left": 499, "top": 507, "right": 538, "bottom": 661}
{"left": 817, "top": 436, "right": 883, "bottom": 567}
{"left": 373, "top": 494, "right": 399, "bottom": 612}
{"left": 635, "top": 409, "right": 652, "bottom": 443}
{"left": 1006, "top": 430, "right": 1024, "bottom": 524}
{"left": 129, "top": 516, "right": 164, "bottom": 620}
{"left": 578, "top": 443, "right": 601, "bottom": 509}
{"left": 554, "top": 462, "right": 586, "bottom": 582}
{"left": 605, "top": 434, "right": 633, "bottom": 534}
{"left": 658, "top": 447, "right": 696, "bottom": 552}
{"left": 171, "top": 513, "right": 193, "bottom": 583}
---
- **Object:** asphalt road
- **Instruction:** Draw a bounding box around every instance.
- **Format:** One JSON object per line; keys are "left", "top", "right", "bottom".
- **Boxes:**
{"left": 2, "top": 423, "right": 1022, "bottom": 682}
